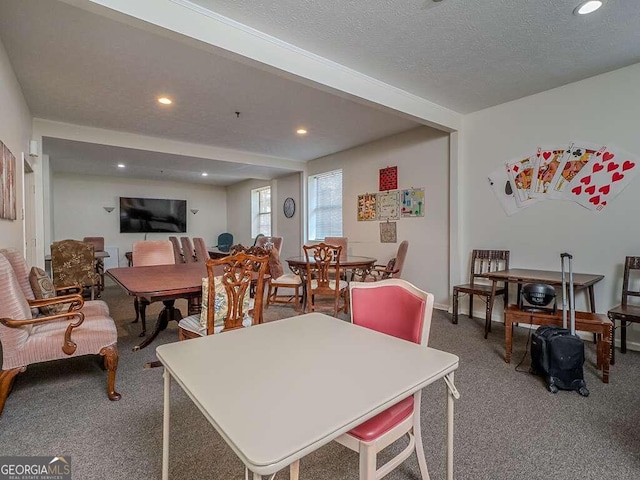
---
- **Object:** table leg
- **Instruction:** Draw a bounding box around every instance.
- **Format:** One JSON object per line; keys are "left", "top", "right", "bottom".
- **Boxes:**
{"left": 162, "top": 370, "right": 171, "bottom": 480}
{"left": 133, "top": 300, "right": 182, "bottom": 351}
{"left": 505, "top": 315, "right": 513, "bottom": 363}
{"left": 446, "top": 372, "right": 455, "bottom": 480}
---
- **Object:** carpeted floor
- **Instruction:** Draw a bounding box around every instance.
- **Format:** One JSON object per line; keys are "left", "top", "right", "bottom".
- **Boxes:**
{"left": 1, "top": 280, "right": 639, "bottom": 480}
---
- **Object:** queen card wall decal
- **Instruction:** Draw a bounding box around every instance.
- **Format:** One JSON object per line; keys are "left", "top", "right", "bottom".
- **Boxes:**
{"left": 379, "top": 166, "right": 398, "bottom": 191}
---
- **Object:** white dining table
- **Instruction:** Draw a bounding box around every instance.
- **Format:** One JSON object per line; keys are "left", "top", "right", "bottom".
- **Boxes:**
{"left": 157, "top": 313, "right": 460, "bottom": 479}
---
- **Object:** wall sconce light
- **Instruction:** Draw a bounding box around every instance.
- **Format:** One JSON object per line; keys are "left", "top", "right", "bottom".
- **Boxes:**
{"left": 103, "top": 206, "right": 115, "bottom": 213}
{"left": 190, "top": 209, "right": 199, "bottom": 215}
{"left": 29, "top": 140, "right": 39, "bottom": 157}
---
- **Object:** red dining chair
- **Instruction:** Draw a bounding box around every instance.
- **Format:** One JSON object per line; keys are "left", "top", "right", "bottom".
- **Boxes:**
{"left": 290, "top": 278, "right": 435, "bottom": 480}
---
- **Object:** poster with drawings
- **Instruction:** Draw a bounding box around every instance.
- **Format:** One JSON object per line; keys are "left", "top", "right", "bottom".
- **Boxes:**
{"left": 400, "top": 188, "right": 425, "bottom": 217}
{"left": 377, "top": 191, "right": 400, "bottom": 220}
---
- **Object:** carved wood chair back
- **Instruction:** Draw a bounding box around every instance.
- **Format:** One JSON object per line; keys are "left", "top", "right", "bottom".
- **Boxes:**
{"left": 205, "top": 252, "right": 269, "bottom": 332}
{"left": 469, "top": 249, "right": 510, "bottom": 286}
{"left": 303, "top": 243, "right": 348, "bottom": 316}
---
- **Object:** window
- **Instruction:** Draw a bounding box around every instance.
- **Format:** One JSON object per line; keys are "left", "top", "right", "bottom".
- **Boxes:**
{"left": 308, "top": 169, "right": 343, "bottom": 241}
{"left": 251, "top": 186, "right": 271, "bottom": 237}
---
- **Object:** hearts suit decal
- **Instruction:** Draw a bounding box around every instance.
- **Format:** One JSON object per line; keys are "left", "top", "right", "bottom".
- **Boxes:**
{"left": 612, "top": 172, "right": 624, "bottom": 182}
{"left": 580, "top": 175, "right": 591, "bottom": 185}
{"left": 592, "top": 163, "right": 604, "bottom": 173}
{"left": 589, "top": 195, "right": 600, "bottom": 205}
{"left": 543, "top": 151, "right": 551, "bottom": 160}
{"left": 585, "top": 185, "right": 596, "bottom": 195}
{"left": 607, "top": 162, "right": 619, "bottom": 172}
{"left": 602, "top": 152, "right": 615, "bottom": 162}
{"left": 599, "top": 185, "right": 611, "bottom": 195}
{"left": 571, "top": 186, "right": 582, "bottom": 195}
{"left": 623, "top": 160, "right": 635, "bottom": 171}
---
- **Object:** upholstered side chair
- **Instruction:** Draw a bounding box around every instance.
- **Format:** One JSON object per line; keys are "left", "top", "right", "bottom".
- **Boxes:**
{"left": 51, "top": 239, "right": 101, "bottom": 300}
{"left": 0, "top": 255, "right": 120, "bottom": 415}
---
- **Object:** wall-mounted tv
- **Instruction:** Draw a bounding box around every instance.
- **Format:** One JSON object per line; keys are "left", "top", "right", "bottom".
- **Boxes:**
{"left": 120, "top": 197, "right": 187, "bottom": 233}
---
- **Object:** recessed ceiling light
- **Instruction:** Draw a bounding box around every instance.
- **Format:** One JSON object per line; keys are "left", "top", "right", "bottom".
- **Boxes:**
{"left": 201, "top": 172, "right": 208, "bottom": 177}
{"left": 117, "top": 164, "right": 125, "bottom": 168}
{"left": 296, "top": 128, "right": 308, "bottom": 135}
{"left": 157, "top": 96, "right": 173, "bottom": 105}
{"left": 574, "top": 0, "right": 604, "bottom": 15}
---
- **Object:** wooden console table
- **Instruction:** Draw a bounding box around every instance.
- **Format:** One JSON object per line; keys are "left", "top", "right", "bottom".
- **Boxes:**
{"left": 504, "top": 305, "right": 612, "bottom": 383}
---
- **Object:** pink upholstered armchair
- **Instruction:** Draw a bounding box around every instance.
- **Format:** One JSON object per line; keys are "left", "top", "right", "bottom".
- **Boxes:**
{"left": 0, "top": 254, "right": 120, "bottom": 415}
{"left": 290, "top": 278, "right": 434, "bottom": 480}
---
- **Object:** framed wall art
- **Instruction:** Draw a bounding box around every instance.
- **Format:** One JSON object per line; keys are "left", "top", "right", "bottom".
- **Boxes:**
{"left": 377, "top": 191, "right": 400, "bottom": 220}
{"left": 379, "top": 166, "right": 398, "bottom": 191}
{"left": 357, "top": 193, "right": 377, "bottom": 221}
{"left": 0, "top": 140, "right": 16, "bottom": 221}
{"left": 380, "top": 221, "right": 397, "bottom": 243}
{"left": 401, "top": 188, "right": 425, "bottom": 217}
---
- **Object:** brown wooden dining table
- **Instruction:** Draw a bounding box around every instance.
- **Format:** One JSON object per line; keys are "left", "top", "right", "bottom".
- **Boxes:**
{"left": 107, "top": 263, "right": 207, "bottom": 351}
{"left": 286, "top": 255, "right": 377, "bottom": 310}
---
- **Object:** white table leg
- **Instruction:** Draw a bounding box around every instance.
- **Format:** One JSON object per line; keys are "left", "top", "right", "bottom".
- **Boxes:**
{"left": 446, "top": 372, "right": 455, "bottom": 480}
{"left": 162, "top": 370, "right": 171, "bottom": 480}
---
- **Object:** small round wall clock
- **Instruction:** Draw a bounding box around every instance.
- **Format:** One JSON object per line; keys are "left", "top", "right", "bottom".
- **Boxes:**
{"left": 283, "top": 197, "right": 296, "bottom": 218}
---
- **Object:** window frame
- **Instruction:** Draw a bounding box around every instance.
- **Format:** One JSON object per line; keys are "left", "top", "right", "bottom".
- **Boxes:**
{"left": 308, "top": 169, "right": 343, "bottom": 241}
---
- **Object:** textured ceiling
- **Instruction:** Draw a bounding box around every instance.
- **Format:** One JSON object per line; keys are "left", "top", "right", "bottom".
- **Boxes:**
{"left": 43, "top": 138, "right": 296, "bottom": 186}
{"left": 191, "top": 0, "right": 640, "bottom": 113}
{"left": 0, "top": 0, "right": 419, "bottom": 183}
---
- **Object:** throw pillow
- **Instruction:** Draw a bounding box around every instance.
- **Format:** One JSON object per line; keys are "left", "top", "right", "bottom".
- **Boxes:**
{"left": 199, "top": 276, "right": 253, "bottom": 332}
{"left": 268, "top": 248, "right": 284, "bottom": 280}
{"left": 29, "top": 267, "right": 66, "bottom": 315}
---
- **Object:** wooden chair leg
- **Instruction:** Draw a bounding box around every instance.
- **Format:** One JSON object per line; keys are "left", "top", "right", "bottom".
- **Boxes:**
{"left": 0, "top": 367, "right": 25, "bottom": 415}
{"left": 621, "top": 320, "right": 627, "bottom": 353}
{"left": 452, "top": 288, "right": 459, "bottom": 324}
{"left": 469, "top": 295, "right": 474, "bottom": 319}
{"left": 100, "top": 345, "right": 121, "bottom": 401}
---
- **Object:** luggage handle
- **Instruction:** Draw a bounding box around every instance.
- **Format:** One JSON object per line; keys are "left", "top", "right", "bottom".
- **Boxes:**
{"left": 560, "top": 252, "right": 576, "bottom": 335}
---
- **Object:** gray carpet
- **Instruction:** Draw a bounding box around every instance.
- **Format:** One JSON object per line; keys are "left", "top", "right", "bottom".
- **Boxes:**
{"left": 1, "top": 281, "right": 639, "bottom": 480}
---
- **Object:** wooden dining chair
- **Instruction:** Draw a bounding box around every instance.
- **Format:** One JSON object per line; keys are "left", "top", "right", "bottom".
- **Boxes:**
{"left": 365, "top": 240, "right": 409, "bottom": 281}
{"left": 83, "top": 236, "right": 106, "bottom": 292}
{"left": 452, "top": 249, "right": 510, "bottom": 338}
{"left": 290, "top": 279, "right": 435, "bottom": 480}
{"left": 131, "top": 240, "right": 175, "bottom": 336}
{"left": 193, "top": 237, "right": 209, "bottom": 262}
{"left": 324, "top": 236, "right": 348, "bottom": 260}
{"left": 303, "top": 243, "right": 348, "bottom": 316}
{"left": 177, "top": 251, "right": 269, "bottom": 339}
{"left": 168, "top": 236, "right": 184, "bottom": 264}
{"left": 607, "top": 256, "right": 640, "bottom": 364}
{"left": 180, "top": 237, "right": 195, "bottom": 263}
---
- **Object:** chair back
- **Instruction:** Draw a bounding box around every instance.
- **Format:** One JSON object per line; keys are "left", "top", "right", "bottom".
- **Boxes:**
{"left": 51, "top": 240, "right": 98, "bottom": 289}
{"left": 217, "top": 233, "right": 234, "bottom": 253}
{"left": 180, "top": 237, "right": 195, "bottom": 263}
{"left": 350, "top": 279, "right": 434, "bottom": 346}
{"left": 82, "top": 237, "right": 105, "bottom": 252}
{"left": 193, "top": 237, "right": 209, "bottom": 262}
{"left": 621, "top": 256, "right": 640, "bottom": 306}
{"left": 325, "top": 237, "right": 348, "bottom": 260}
{"left": 253, "top": 233, "right": 265, "bottom": 247}
{"left": 255, "top": 236, "right": 283, "bottom": 253}
{"left": 205, "top": 252, "right": 269, "bottom": 332}
{"left": 470, "top": 249, "right": 510, "bottom": 286}
{"left": 0, "top": 248, "right": 35, "bottom": 300}
{"left": 391, "top": 240, "right": 409, "bottom": 279}
{"left": 303, "top": 243, "right": 342, "bottom": 296}
{"left": 0, "top": 254, "right": 33, "bottom": 355}
{"left": 132, "top": 240, "right": 175, "bottom": 267}
{"left": 168, "top": 236, "right": 184, "bottom": 264}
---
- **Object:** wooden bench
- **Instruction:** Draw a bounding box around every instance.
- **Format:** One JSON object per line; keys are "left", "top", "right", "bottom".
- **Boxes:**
{"left": 504, "top": 304, "right": 612, "bottom": 383}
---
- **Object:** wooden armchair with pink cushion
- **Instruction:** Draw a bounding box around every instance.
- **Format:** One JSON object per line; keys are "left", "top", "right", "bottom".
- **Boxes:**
{"left": 0, "top": 254, "right": 120, "bottom": 415}
{"left": 290, "top": 278, "right": 434, "bottom": 480}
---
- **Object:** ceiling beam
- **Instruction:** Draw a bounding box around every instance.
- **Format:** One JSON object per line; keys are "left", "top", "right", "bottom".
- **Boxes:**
{"left": 63, "top": 0, "right": 461, "bottom": 132}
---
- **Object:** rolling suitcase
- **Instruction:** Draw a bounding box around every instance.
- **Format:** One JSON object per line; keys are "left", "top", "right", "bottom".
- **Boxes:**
{"left": 530, "top": 253, "right": 589, "bottom": 396}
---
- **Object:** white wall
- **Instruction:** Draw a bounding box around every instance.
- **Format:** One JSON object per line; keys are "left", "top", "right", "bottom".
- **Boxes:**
{"left": 308, "top": 127, "right": 450, "bottom": 308}
{"left": 0, "top": 38, "right": 32, "bottom": 251}
{"left": 461, "top": 63, "right": 640, "bottom": 346}
{"left": 274, "top": 173, "right": 303, "bottom": 264}
{"left": 52, "top": 173, "right": 227, "bottom": 266}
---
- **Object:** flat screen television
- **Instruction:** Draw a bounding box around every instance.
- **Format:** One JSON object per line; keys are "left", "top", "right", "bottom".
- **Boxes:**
{"left": 119, "top": 197, "right": 187, "bottom": 233}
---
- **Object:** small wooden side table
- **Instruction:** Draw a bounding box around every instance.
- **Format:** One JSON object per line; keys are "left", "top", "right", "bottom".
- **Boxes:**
{"left": 504, "top": 305, "right": 612, "bottom": 383}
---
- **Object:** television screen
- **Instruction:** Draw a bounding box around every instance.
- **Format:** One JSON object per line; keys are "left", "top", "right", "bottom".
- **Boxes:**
{"left": 119, "top": 197, "right": 187, "bottom": 233}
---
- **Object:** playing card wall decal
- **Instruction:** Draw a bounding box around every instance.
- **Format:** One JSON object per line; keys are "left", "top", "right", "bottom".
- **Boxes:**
{"left": 489, "top": 142, "right": 639, "bottom": 215}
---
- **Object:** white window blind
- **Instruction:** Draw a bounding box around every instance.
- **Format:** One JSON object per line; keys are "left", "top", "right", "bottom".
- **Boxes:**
{"left": 309, "top": 169, "right": 343, "bottom": 240}
{"left": 251, "top": 186, "right": 271, "bottom": 237}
